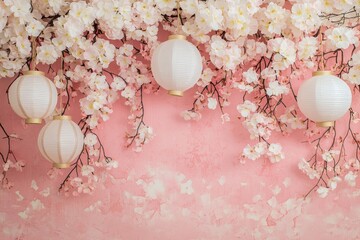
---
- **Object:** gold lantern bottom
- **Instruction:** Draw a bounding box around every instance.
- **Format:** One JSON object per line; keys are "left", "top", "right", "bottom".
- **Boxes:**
{"left": 316, "top": 121, "right": 334, "bottom": 128}
{"left": 168, "top": 90, "right": 184, "bottom": 97}
{"left": 25, "top": 118, "right": 42, "bottom": 124}
{"left": 53, "top": 163, "right": 71, "bottom": 169}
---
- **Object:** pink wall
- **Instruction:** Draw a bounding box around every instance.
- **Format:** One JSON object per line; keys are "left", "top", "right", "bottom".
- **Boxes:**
{"left": 1, "top": 75, "right": 360, "bottom": 240}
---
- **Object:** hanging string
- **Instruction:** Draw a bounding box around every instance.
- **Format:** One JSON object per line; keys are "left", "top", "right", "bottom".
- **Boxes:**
{"left": 30, "top": 37, "right": 37, "bottom": 70}
{"left": 176, "top": 0, "right": 181, "bottom": 34}
{"left": 59, "top": 54, "right": 64, "bottom": 115}
{"left": 319, "top": 27, "right": 325, "bottom": 71}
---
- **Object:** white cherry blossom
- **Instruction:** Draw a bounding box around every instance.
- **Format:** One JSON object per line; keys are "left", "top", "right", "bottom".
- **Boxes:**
{"left": 207, "top": 97, "right": 218, "bottom": 110}
{"left": 268, "top": 38, "right": 296, "bottom": 70}
{"left": 317, "top": 186, "right": 329, "bottom": 198}
{"left": 266, "top": 81, "right": 289, "bottom": 97}
{"left": 36, "top": 44, "right": 59, "bottom": 64}
{"left": 243, "top": 68, "right": 259, "bottom": 84}
{"left": 298, "top": 37, "right": 318, "bottom": 60}
{"left": 345, "top": 171, "right": 357, "bottom": 187}
{"left": 84, "top": 133, "right": 98, "bottom": 147}
{"left": 267, "top": 143, "right": 285, "bottom": 163}
{"left": 237, "top": 100, "right": 257, "bottom": 118}
{"left": 291, "top": 3, "right": 321, "bottom": 33}
{"left": 326, "top": 26, "right": 359, "bottom": 49}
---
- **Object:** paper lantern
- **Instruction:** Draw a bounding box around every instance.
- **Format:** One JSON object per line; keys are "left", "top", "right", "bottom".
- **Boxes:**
{"left": 8, "top": 71, "right": 57, "bottom": 124}
{"left": 151, "top": 35, "right": 203, "bottom": 97}
{"left": 38, "top": 115, "right": 84, "bottom": 169}
{"left": 297, "top": 71, "right": 352, "bottom": 127}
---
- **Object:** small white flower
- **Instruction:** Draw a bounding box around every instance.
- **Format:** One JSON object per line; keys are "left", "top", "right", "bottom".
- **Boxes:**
{"left": 84, "top": 201, "right": 103, "bottom": 213}
{"left": 49, "top": 0, "right": 64, "bottom": 13}
{"left": 243, "top": 68, "right": 259, "bottom": 84}
{"left": 317, "top": 186, "right": 329, "bottom": 198}
{"left": 198, "top": 68, "right": 215, "bottom": 87}
{"left": 328, "top": 176, "right": 341, "bottom": 190}
{"left": 298, "top": 158, "right": 319, "bottom": 180}
{"left": 121, "top": 86, "right": 135, "bottom": 99}
{"left": 321, "top": 150, "right": 339, "bottom": 163}
{"left": 31, "top": 199, "right": 45, "bottom": 210}
{"left": 81, "top": 165, "right": 95, "bottom": 176}
{"left": 181, "top": 110, "right": 202, "bottom": 121}
{"left": 343, "top": 68, "right": 360, "bottom": 85}
{"left": 291, "top": 3, "right": 321, "bottom": 33}
{"left": 105, "top": 159, "right": 118, "bottom": 170}
{"left": 266, "top": 81, "right": 289, "bottom": 96}
{"left": 221, "top": 113, "right": 230, "bottom": 124}
{"left": 39, "top": 188, "right": 51, "bottom": 197}
{"left": 237, "top": 100, "right": 257, "bottom": 118}
{"left": 180, "top": 179, "right": 194, "bottom": 195}
{"left": 25, "top": 18, "right": 44, "bottom": 36}
{"left": 234, "top": 82, "right": 254, "bottom": 93}
{"left": 298, "top": 37, "right": 318, "bottom": 60}
{"left": 144, "top": 179, "right": 165, "bottom": 200}
{"left": 268, "top": 38, "right": 296, "bottom": 70}
{"left": 345, "top": 171, "right": 357, "bottom": 187}
{"left": 155, "top": 0, "right": 176, "bottom": 11}
{"left": 5, "top": 0, "right": 31, "bottom": 20}
{"left": 84, "top": 133, "right": 97, "bottom": 147}
{"left": 15, "top": 191, "right": 24, "bottom": 202}
{"left": 218, "top": 176, "right": 226, "bottom": 186}
{"left": 349, "top": 52, "right": 360, "bottom": 66}
{"left": 267, "top": 143, "right": 285, "bottom": 163}
{"left": 36, "top": 44, "right": 59, "bottom": 65}
{"left": 207, "top": 97, "right": 217, "bottom": 110}
{"left": 196, "top": 4, "right": 224, "bottom": 32}
{"left": 16, "top": 36, "right": 31, "bottom": 57}
{"left": 242, "top": 142, "right": 266, "bottom": 161}
{"left": 54, "top": 75, "right": 65, "bottom": 89}
{"left": 111, "top": 77, "right": 126, "bottom": 91}
{"left": 326, "top": 26, "right": 358, "bottom": 49}
{"left": 31, "top": 180, "right": 39, "bottom": 191}
{"left": 18, "top": 208, "right": 30, "bottom": 220}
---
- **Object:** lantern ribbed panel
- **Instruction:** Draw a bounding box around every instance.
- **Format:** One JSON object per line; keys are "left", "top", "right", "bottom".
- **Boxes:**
{"left": 297, "top": 74, "right": 352, "bottom": 122}
{"left": 8, "top": 73, "right": 57, "bottom": 120}
{"left": 151, "top": 38, "right": 202, "bottom": 92}
{"left": 38, "top": 118, "right": 84, "bottom": 166}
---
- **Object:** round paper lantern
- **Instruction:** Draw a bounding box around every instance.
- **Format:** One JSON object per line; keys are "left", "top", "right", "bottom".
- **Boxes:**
{"left": 297, "top": 71, "right": 352, "bottom": 127}
{"left": 8, "top": 71, "right": 57, "bottom": 124}
{"left": 151, "top": 35, "right": 203, "bottom": 97}
{"left": 38, "top": 115, "right": 84, "bottom": 169}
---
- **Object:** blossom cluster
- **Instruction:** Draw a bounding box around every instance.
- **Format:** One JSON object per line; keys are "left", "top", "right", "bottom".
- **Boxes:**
{"left": 1, "top": 0, "right": 360, "bottom": 197}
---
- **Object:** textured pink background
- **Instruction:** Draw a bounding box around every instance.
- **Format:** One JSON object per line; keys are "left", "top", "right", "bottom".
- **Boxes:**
{"left": 1, "top": 75, "right": 360, "bottom": 240}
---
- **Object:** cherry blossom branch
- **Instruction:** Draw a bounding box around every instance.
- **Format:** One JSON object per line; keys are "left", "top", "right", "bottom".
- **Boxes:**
{"left": 103, "top": 69, "right": 128, "bottom": 86}
{"left": 61, "top": 74, "right": 71, "bottom": 115}
{"left": 320, "top": 7, "right": 359, "bottom": 25}
{"left": 126, "top": 84, "right": 147, "bottom": 147}
{"left": 188, "top": 76, "right": 227, "bottom": 114}
{"left": 58, "top": 117, "right": 112, "bottom": 192}
{"left": 0, "top": 122, "right": 23, "bottom": 189}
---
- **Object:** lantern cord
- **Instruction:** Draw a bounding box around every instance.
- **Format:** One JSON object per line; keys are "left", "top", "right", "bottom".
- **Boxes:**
{"left": 59, "top": 54, "right": 64, "bottom": 115}
{"left": 319, "top": 27, "right": 325, "bottom": 71}
{"left": 30, "top": 37, "right": 37, "bottom": 70}
{"left": 176, "top": 0, "right": 181, "bottom": 34}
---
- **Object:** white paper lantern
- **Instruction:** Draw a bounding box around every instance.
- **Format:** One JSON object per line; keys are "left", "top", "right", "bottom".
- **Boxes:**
{"left": 38, "top": 115, "right": 84, "bottom": 169}
{"left": 151, "top": 35, "right": 203, "bottom": 97}
{"left": 297, "top": 71, "right": 352, "bottom": 127}
{"left": 8, "top": 71, "right": 57, "bottom": 124}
